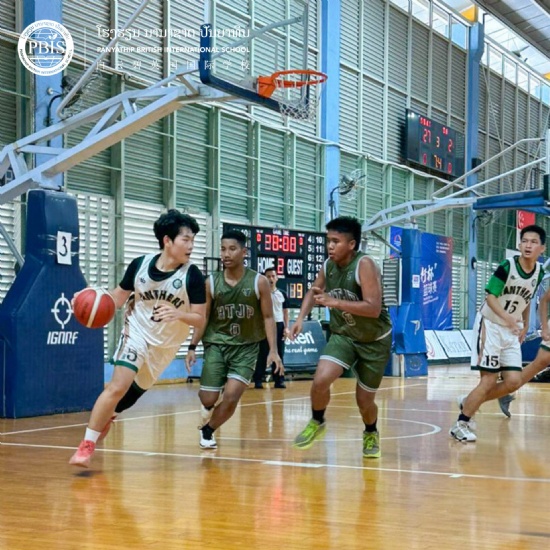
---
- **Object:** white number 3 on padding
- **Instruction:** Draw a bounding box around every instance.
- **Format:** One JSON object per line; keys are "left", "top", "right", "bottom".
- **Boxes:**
{"left": 56, "top": 231, "right": 72, "bottom": 265}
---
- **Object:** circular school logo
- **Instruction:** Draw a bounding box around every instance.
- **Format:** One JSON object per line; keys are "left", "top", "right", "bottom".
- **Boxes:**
{"left": 18, "top": 20, "right": 74, "bottom": 76}
{"left": 173, "top": 279, "right": 182, "bottom": 289}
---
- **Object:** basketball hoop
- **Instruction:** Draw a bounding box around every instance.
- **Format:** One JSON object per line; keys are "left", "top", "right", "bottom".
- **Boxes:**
{"left": 257, "top": 69, "right": 327, "bottom": 121}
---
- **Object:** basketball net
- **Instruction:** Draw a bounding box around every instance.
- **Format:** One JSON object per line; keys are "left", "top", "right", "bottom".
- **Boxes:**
{"left": 257, "top": 69, "right": 327, "bottom": 121}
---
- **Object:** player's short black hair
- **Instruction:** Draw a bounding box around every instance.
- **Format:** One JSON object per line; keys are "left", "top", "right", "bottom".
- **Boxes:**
{"left": 263, "top": 266, "right": 277, "bottom": 275}
{"left": 326, "top": 216, "right": 362, "bottom": 251}
{"left": 221, "top": 230, "right": 247, "bottom": 247}
{"left": 520, "top": 224, "right": 546, "bottom": 245}
{"left": 153, "top": 209, "right": 200, "bottom": 249}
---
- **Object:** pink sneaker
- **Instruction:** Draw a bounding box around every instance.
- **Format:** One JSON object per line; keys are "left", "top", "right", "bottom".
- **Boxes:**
{"left": 98, "top": 416, "right": 116, "bottom": 443}
{"left": 69, "top": 440, "right": 96, "bottom": 468}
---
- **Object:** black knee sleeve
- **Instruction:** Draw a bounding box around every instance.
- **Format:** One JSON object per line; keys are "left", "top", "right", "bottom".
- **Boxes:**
{"left": 115, "top": 381, "right": 146, "bottom": 413}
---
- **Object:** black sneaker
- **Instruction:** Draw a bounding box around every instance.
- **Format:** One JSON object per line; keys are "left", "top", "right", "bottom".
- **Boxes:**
{"left": 274, "top": 382, "right": 286, "bottom": 388}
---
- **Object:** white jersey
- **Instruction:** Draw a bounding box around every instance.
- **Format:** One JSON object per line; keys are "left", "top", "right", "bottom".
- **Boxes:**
{"left": 124, "top": 253, "right": 192, "bottom": 349}
{"left": 479, "top": 256, "right": 542, "bottom": 326}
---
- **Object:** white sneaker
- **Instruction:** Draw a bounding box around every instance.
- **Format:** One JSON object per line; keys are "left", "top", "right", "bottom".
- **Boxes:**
{"left": 450, "top": 420, "right": 477, "bottom": 443}
{"left": 199, "top": 427, "right": 217, "bottom": 449}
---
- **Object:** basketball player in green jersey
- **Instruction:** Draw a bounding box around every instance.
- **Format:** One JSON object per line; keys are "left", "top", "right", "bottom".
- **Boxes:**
{"left": 186, "top": 230, "right": 284, "bottom": 449}
{"left": 450, "top": 224, "right": 546, "bottom": 443}
{"left": 290, "top": 216, "right": 392, "bottom": 459}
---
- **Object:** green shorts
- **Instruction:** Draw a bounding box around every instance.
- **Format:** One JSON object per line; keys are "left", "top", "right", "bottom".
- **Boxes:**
{"left": 320, "top": 332, "right": 391, "bottom": 391}
{"left": 200, "top": 342, "right": 259, "bottom": 391}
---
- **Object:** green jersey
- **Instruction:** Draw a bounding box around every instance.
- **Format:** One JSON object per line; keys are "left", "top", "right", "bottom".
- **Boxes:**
{"left": 203, "top": 268, "right": 266, "bottom": 345}
{"left": 325, "top": 252, "right": 392, "bottom": 343}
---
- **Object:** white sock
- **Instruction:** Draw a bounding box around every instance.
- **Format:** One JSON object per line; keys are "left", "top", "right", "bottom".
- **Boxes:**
{"left": 84, "top": 428, "right": 102, "bottom": 443}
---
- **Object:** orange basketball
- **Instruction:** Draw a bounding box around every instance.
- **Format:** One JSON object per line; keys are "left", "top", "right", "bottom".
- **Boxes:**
{"left": 73, "top": 288, "right": 116, "bottom": 329}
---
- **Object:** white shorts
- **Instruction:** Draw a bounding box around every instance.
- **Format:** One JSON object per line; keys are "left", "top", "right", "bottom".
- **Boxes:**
{"left": 470, "top": 313, "right": 522, "bottom": 371}
{"left": 113, "top": 331, "right": 179, "bottom": 390}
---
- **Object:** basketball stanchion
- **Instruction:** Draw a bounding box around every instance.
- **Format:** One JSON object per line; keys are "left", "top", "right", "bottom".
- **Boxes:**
{"left": 0, "top": 190, "right": 104, "bottom": 418}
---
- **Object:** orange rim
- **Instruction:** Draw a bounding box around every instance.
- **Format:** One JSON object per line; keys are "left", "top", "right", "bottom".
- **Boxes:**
{"left": 257, "top": 69, "right": 327, "bottom": 98}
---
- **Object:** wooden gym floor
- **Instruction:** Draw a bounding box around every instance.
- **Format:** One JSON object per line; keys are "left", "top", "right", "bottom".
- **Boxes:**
{"left": 1, "top": 365, "right": 550, "bottom": 550}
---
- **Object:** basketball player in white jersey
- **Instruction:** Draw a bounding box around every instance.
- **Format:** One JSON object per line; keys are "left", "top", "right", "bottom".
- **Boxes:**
{"left": 466, "top": 285, "right": 550, "bottom": 416}
{"left": 70, "top": 210, "right": 206, "bottom": 467}
{"left": 450, "top": 224, "right": 546, "bottom": 443}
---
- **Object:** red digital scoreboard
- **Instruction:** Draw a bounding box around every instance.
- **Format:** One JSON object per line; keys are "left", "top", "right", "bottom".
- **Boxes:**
{"left": 222, "top": 223, "right": 327, "bottom": 308}
{"left": 404, "top": 108, "right": 465, "bottom": 178}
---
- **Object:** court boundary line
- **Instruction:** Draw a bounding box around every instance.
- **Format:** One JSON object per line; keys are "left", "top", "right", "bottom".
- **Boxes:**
{"left": 0, "top": 382, "right": 427, "bottom": 436}
{"left": 1, "top": 440, "right": 549, "bottom": 484}
{"left": 3, "top": 398, "right": 550, "bottom": 436}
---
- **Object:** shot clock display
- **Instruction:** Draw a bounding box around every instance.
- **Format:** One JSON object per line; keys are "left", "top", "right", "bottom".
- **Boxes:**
{"left": 404, "top": 109, "right": 465, "bottom": 178}
{"left": 222, "top": 223, "right": 327, "bottom": 308}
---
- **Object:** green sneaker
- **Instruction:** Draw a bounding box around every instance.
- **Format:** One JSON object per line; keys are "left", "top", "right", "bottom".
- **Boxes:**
{"left": 293, "top": 419, "right": 326, "bottom": 449}
{"left": 363, "top": 430, "right": 381, "bottom": 458}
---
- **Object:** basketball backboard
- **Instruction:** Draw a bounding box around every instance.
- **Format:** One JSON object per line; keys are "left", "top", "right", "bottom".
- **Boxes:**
{"left": 199, "top": 0, "right": 322, "bottom": 118}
